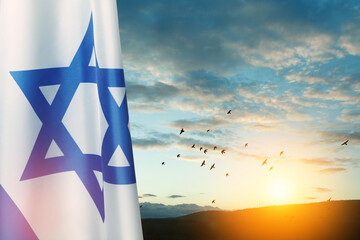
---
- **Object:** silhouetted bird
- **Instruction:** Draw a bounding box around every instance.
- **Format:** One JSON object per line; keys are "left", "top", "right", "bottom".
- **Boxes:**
{"left": 177, "top": 154, "right": 180, "bottom": 158}
{"left": 227, "top": 110, "right": 231, "bottom": 114}
{"left": 226, "top": 173, "right": 229, "bottom": 177}
{"left": 280, "top": 151, "right": 284, "bottom": 156}
{"left": 262, "top": 159, "right": 267, "bottom": 166}
{"left": 204, "top": 149, "right": 208, "bottom": 154}
{"left": 269, "top": 166, "right": 273, "bottom": 171}
{"left": 210, "top": 163, "right": 215, "bottom": 170}
{"left": 180, "top": 128, "right": 184, "bottom": 135}
{"left": 221, "top": 149, "right": 226, "bottom": 154}
{"left": 162, "top": 162, "right": 165, "bottom": 165}
{"left": 200, "top": 147, "right": 203, "bottom": 151}
{"left": 213, "top": 146, "right": 217, "bottom": 150}
{"left": 207, "top": 129, "right": 211, "bottom": 132}
{"left": 245, "top": 143, "right": 248, "bottom": 148}
{"left": 192, "top": 144, "right": 195, "bottom": 148}
{"left": 212, "top": 200, "right": 215, "bottom": 204}
{"left": 341, "top": 140, "right": 349, "bottom": 146}
{"left": 201, "top": 160, "right": 205, "bottom": 167}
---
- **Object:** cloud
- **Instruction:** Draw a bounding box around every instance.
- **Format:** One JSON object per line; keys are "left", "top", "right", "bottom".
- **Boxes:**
{"left": 139, "top": 193, "right": 157, "bottom": 198}
{"left": 317, "top": 130, "right": 360, "bottom": 145}
{"left": 169, "top": 117, "right": 227, "bottom": 132}
{"left": 168, "top": 195, "right": 186, "bottom": 199}
{"left": 303, "top": 86, "right": 360, "bottom": 104}
{"left": 338, "top": 109, "right": 360, "bottom": 122}
{"left": 339, "top": 20, "right": 360, "bottom": 56}
{"left": 132, "top": 137, "right": 169, "bottom": 149}
{"left": 139, "top": 202, "right": 220, "bottom": 218}
{"left": 226, "top": 33, "right": 343, "bottom": 70}
{"left": 236, "top": 84, "right": 322, "bottom": 123}
{"left": 335, "top": 157, "right": 359, "bottom": 167}
{"left": 118, "top": 0, "right": 358, "bottom": 75}
{"left": 285, "top": 74, "right": 328, "bottom": 85}
{"left": 117, "top": 0, "right": 360, "bottom": 135}
{"left": 131, "top": 124, "right": 225, "bottom": 152}
{"left": 126, "top": 81, "right": 182, "bottom": 113}
{"left": 304, "top": 197, "right": 318, "bottom": 200}
{"left": 298, "top": 158, "right": 337, "bottom": 166}
{"left": 177, "top": 70, "right": 236, "bottom": 93}
{"left": 178, "top": 155, "right": 208, "bottom": 162}
{"left": 131, "top": 128, "right": 191, "bottom": 150}
{"left": 126, "top": 70, "right": 236, "bottom": 115}
{"left": 335, "top": 157, "right": 355, "bottom": 163}
{"left": 317, "top": 167, "right": 347, "bottom": 175}
{"left": 286, "top": 111, "right": 313, "bottom": 122}
{"left": 313, "top": 187, "right": 332, "bottom": 193}
{"left": 230, "top": 149, "right": 270, "bottom": 162}
{"left": 218, "top": 108, "right": 281, "bottom": 125}
{"left": 129, "top": 103, "right": 166, "bottom": 113}
{"left": 126, "top": 81, "right": 180, "bottom": 102}
{"left": 297, "top": 156, "right": 357, "bottom": 169}
{"left": 118, "top": 0, "right": 246, "bottom": 74}
{"left": 173, "top": 138, "right": 222, "bottom": 152}
{"left": 247, "top": 124, "right": 277, "bottom": 131}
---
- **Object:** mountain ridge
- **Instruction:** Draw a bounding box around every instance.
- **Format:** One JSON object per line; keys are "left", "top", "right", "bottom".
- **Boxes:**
{"left": 142, "top": 200, "right": 360, "bottom": 240}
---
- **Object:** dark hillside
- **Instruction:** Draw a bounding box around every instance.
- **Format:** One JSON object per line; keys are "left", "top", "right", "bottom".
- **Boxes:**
{"left": 142, "top": 200, "right": 360, "bottom": 240}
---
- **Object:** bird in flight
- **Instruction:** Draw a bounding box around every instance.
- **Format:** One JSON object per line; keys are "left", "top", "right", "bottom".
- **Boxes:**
{"left": 341, "top": 140, "right": 349, "bottom": 146}
{"left": 162, "top": 162, "right": 165, "bottom": 165}
{"left": 204, "top": 149, "right": 208, "bottom": 154}
{"left": 200, "top": 147, "right": 203, "bottom": 151}
{"left": 280, "top": 151, "right": 284, "bottom": 156}
{"left": 180, "top": 128, "right": 184, "bottom": 135}
{"left": 201, "top": 160, "right": 206, "bottom": 167}
{"left": 221, "top": 149, "right": 226, "bottom": 154}
{"left": 192, "top": 144, "right": 195, "bottom": 148}
{"left": 213, "top": 146, "right": 217, "bottom": 150}
{"left": 207, "top": 129, "right": 211, "bottom": 132}
{"left": 269, "top": 166, "right": 273, "bottom": 171}
{"left": 226, "top": 173, "right": 229, "bottom": 177}
{"left": 227, "top": 110, "right": 231, "bottom": 114}
{"left": 245, "top": 143, "right": 248, "bottom": 148}
{"left": 177, "top": 154, "right": 180, "bottom": 158}
{"left": 212, "top": 200, "right": 215, "bottom": 204}
{"left": 262, "top": 159, "right": 267, "bottom": 166}
{"left": 210, "top": 163, "right": 215, "bottom": 170}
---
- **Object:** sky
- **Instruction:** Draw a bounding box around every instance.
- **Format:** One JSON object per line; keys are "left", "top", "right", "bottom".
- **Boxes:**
{"left": 116, "top": 0, "right": 360, "bottom": 211}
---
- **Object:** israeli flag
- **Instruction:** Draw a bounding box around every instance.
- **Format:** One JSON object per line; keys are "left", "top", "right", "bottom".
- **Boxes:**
{"left": 0, "top": 0, "right": 143, "bottom": 239}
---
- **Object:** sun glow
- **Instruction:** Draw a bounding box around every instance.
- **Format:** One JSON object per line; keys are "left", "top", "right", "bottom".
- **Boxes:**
{"left": 269, "top": 180, "right": 290, "bottom": 201}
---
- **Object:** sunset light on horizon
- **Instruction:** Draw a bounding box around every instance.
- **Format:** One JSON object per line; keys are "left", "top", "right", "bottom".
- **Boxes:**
{"left": 116, "top": 0, "right": 360, "bottom": 213}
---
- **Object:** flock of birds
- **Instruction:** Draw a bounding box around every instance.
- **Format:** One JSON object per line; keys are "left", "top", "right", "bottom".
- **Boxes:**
{"left": 161, "top": 110, "right": 287, "bottom": 204}
{"left": 175, "top": 110, "right": 284, "bottom": 172}
{"left": 158, "top": 110, "right": 351, "bottom": 205}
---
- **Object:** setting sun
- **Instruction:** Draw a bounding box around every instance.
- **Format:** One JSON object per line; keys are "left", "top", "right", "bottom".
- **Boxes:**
{"left": 269, "top": 180, "right": 290, "bottom": 201}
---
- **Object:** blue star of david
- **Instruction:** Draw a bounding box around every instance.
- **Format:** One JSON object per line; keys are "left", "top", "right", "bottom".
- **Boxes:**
{"left": 10, "top": 15, "right": 136, "bottom": 221}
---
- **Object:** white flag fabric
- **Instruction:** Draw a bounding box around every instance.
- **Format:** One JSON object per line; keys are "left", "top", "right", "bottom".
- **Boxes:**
{"left": 0, "top": 0, "right": 143, "bottom": 239}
